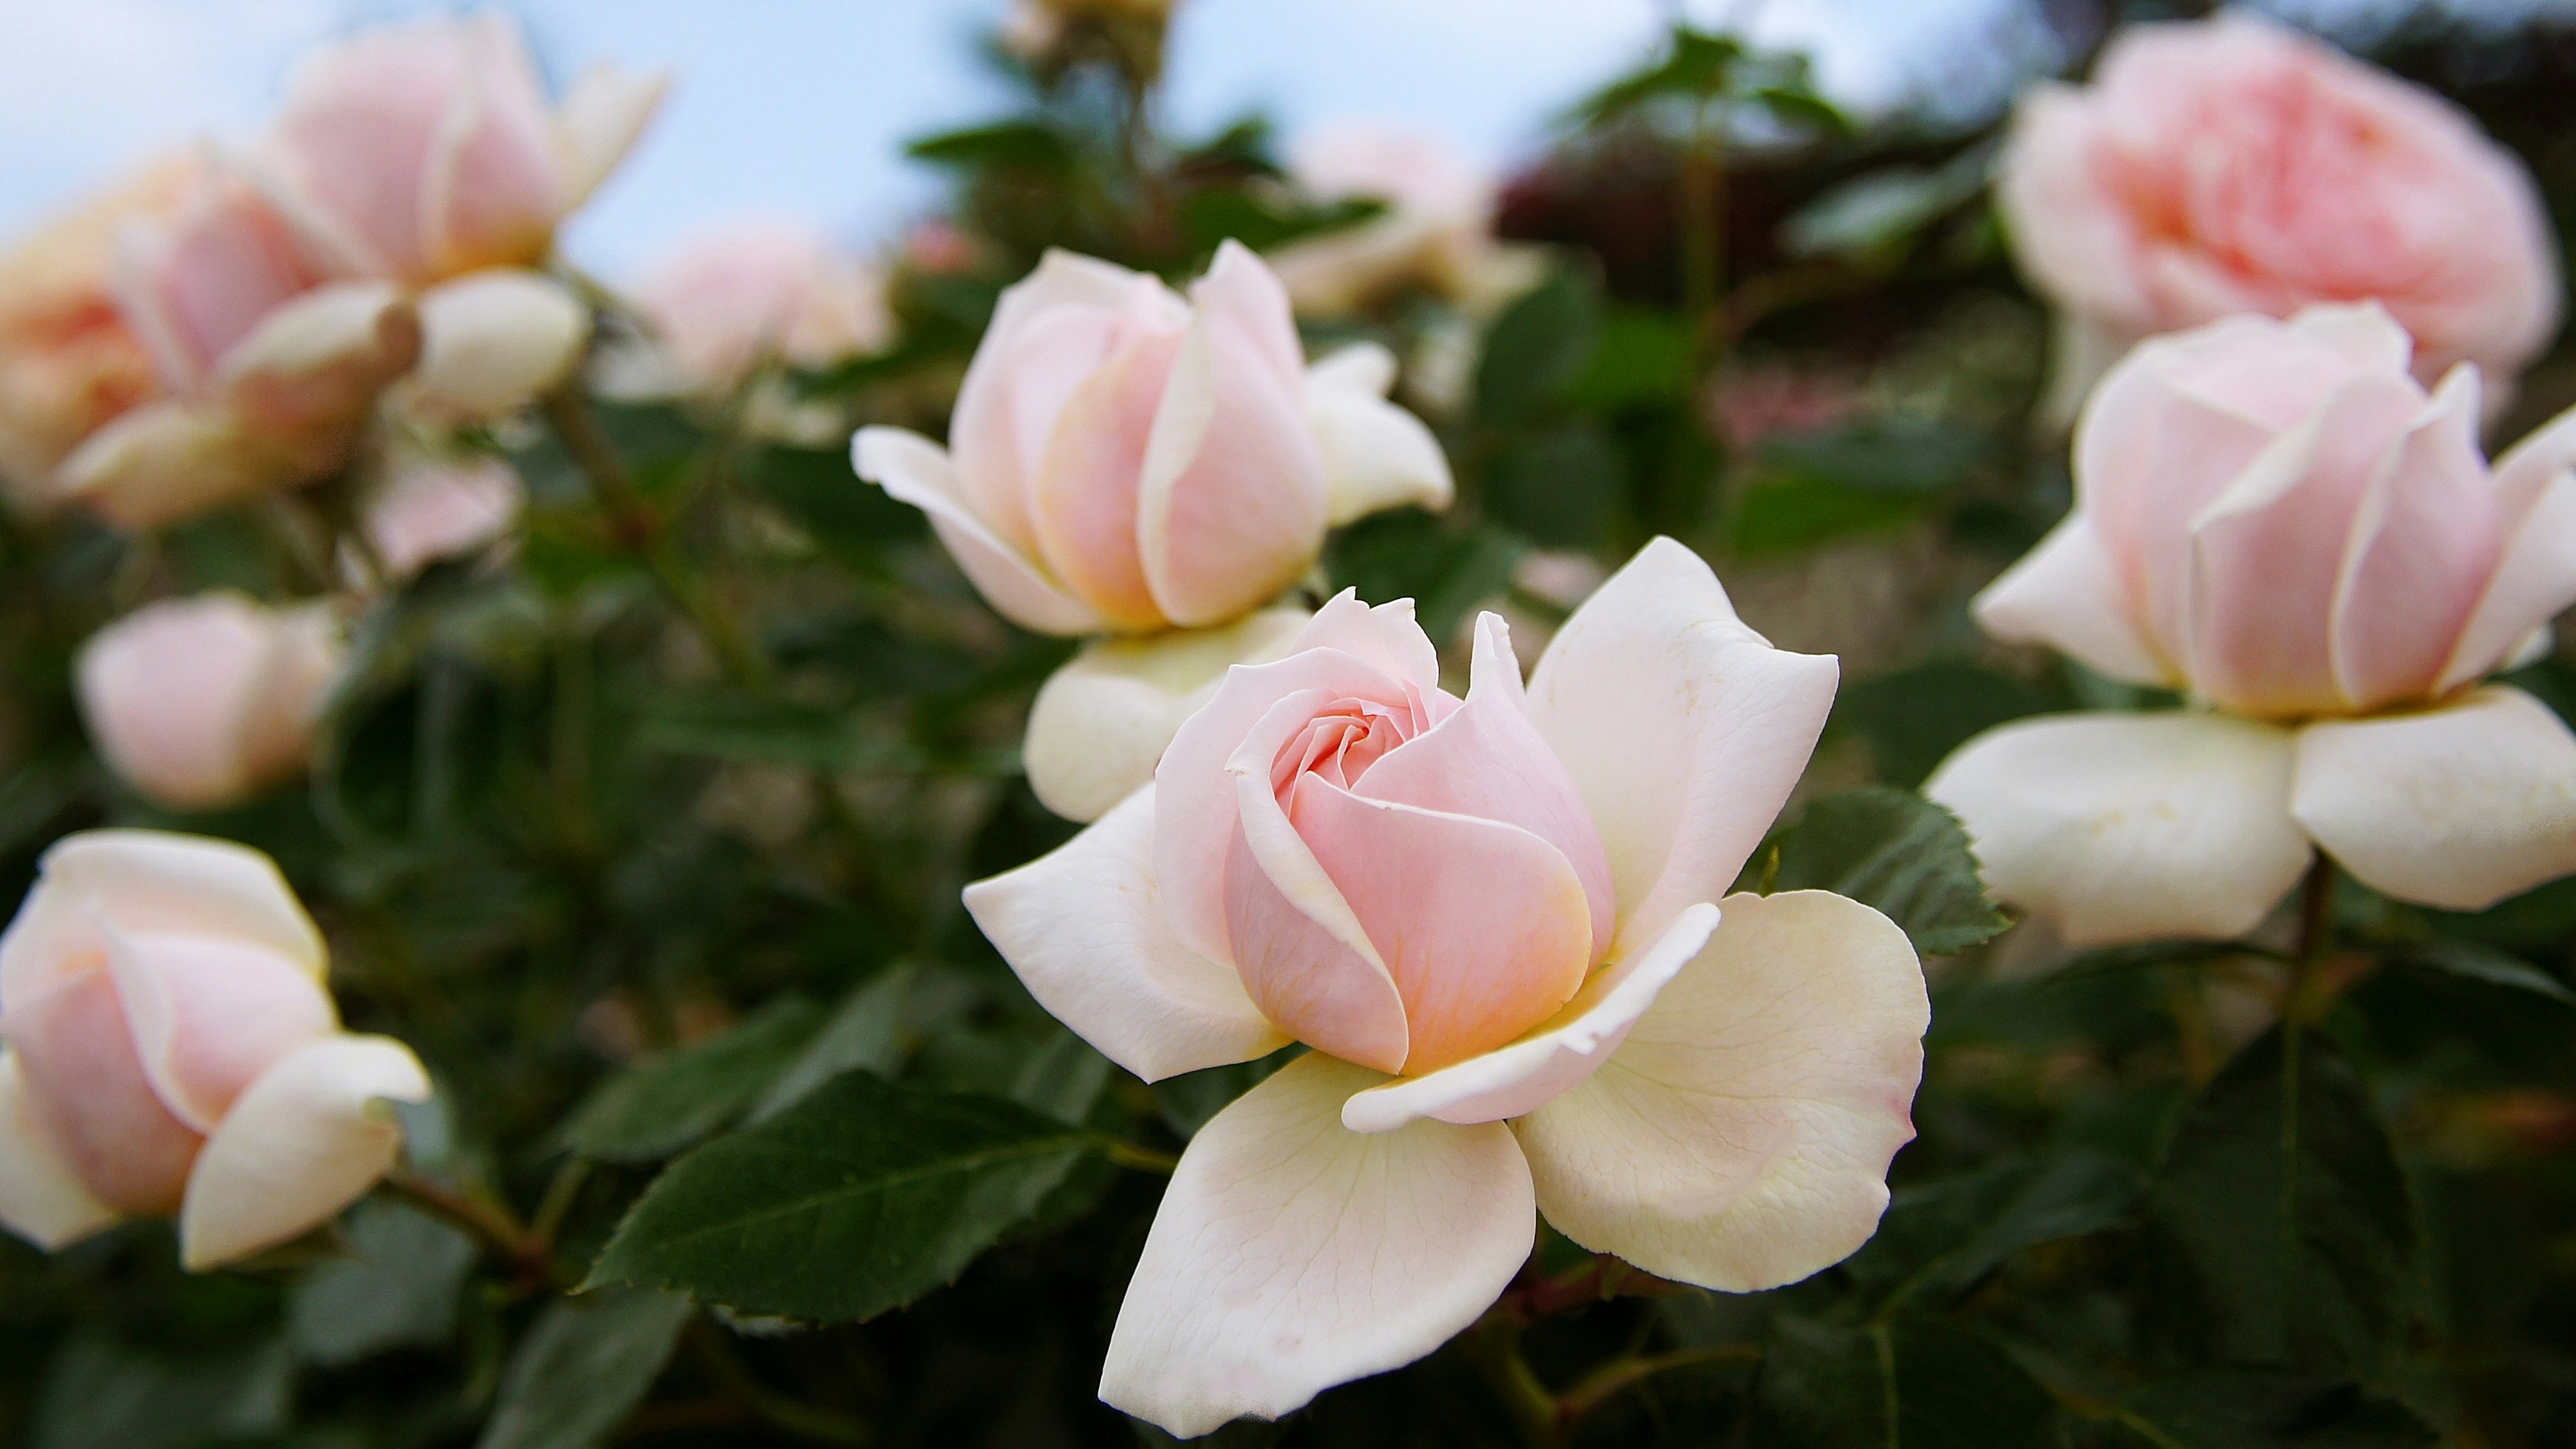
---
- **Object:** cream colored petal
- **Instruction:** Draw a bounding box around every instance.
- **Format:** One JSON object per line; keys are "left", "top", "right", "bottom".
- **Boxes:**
{"left": 1523, "top": 538, "right": 1838, "bottom": 953}
{"left": 1341, "top": 902, "right": 1717, "bottom": 1133}
{"left": 1306, "top": 343, "right": 1454, "bottom": 525}
{"left": 1099, "top": 1054, "right": 1533, "bottom": 1438}
{"left": 551, "top": 64, "right": 669, "bottom": 211}
{"left": 407, "top": 269, "right": 587, "bottom": 419}
{"left": 0, "top": 1049, "right": 121, "bottom": 1252}
{"left": 177, "top": 1034, "right": 429, "bottom": 1271}
{"left": 1022, "top": 607, "right": 1309, "bottom": 822}
{"left": 1972, "top": 513, "right": 2170, "bottom": 687}
{"left": 961, "top": 786, "right": 1286, "bottom": 1083}
{"left": 0, "top": 829, "right": 325, "bottom": 1012}
{"left": 852, "top": 426, "right": 1105, "bottom": 635}
{"left": 2291, "top": 686, "right": 2576, "bottom": 910}
{"left": 1925, "top": 711, "right": 2310, "bottom": 948}
{"left": 54, "top": 401, "right": 278, "bottom": 531}
{"left": 1513, "top": 890, "right": 1924, "bottom": 1292}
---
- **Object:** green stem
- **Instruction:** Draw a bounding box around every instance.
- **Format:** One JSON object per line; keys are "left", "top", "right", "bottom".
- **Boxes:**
{"left": 541, "top": 388, "right": 771, "bottom": 689}
{"left": 528, "top": 1157, "right": 592, "bottom": 1255}
{"left": 382, "top": 1169, "right": 552, "bottom": 1287}
{"left": 1468, "top": 1317, "right": 1559, "bottom": 1449}
{"left": 687, "top": 1317, "right": 873, "bottom": 1446}
{"left": 1556, "top": 1344, "right": 1762, "bottom": 1427}
{"left": 2277, "top": 859, "right": 2336, "bottom": 1297}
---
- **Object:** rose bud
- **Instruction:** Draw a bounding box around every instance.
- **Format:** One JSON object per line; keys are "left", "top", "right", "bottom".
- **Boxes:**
{"left": 78, "top": 594, "right": 343, "bottom": 813}
{"left": 2000, "top": 15, "right": 2560, "bottom": 416}
{"left": 855, "top": 244, "right": 1452, "bottom": 637}
{"left": 1929, "top": 305, "right": 2576, "bottom": 946}
{"left": 0, "top": 830, "right": 429, "bottom": 1269}
{"left": 358, "top": 452, "right": 523, "bottom": 581}
{"left": 966, "top": 541, "right": 1927, "bottom": 1434}
{"left": 633, "top": 219, "right": 892, "bottom": 394}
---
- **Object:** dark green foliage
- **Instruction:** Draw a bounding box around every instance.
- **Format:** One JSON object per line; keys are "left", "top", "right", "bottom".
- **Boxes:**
{"left": 1764, "top": 788, "right": 2010, "bottom": 955}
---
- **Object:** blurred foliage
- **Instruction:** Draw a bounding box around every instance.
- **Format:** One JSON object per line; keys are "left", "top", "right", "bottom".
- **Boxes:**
{"left": 3, "top": 6, "right": 2576, "bottom": 1449}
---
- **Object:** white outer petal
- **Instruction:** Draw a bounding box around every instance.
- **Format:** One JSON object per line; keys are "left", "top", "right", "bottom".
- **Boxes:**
{"left": 177, "top": 1034, "right": 430, "bottom": 1270}
{"left": 852, "top": 426, "right": 1105, "bottom": 635}
{"left": 552, "top": 64, "right": 669, "bottom": 211}
{"left": 53, "top": 402, "right": 273, "bottom": 531}
{"left": 2441, "top": 407, "right": 2576, "bottom": 691}
{"left": 1342, "top": 902, "right": 1719, "bottom": 1132}
{"left": 1972, "top": 513, "right": 2170, "bottom": 686}
{"left": 1513, "top": 890, "right": 1925, "bottom": 1292}
{"left": 1925, "top": 711, "right": 2310, "bottom": 948}
{"left": 1524, "top": 537, "right": 1838, "bottom": 953}
{"left": 1100, "top": 1053, "right": 1533, "bottom": 1438}
{"left": 0, "top": 1049, "right": 120, "bottom": 1251}
{"left": 962, "top": 786, "right": 1286, "bottom": 1083}
{"left": 1022, "top": 608, "right": 1309, "bottom": 822}
{"left": 408, "top": 269, "right": 588, "bottom": 419}
{"left": 0, "top": 829, "right": 325, "bottom": 1009}
{"left": 1306, "top": 343, "right": 1454, "bottom": 525}
{"left": 2291, "top": 686, "right": 2576, "bottom": 911}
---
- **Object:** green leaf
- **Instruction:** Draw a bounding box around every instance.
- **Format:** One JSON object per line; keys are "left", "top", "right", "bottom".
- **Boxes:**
{"left": 749, "top": 444, "right": 926, "bottom": 557}
{"left": 749, "top": 967, "right": 914, "bottom": 1123}
{"left": 586, "top": 1071, "right": 1091, "bottom": 1322}
{"left": 287, "top": 1200, "right": 478, "bottom": 1366}
{"left": 904, "top": 119, "right": 1075, "bottom": 172}
{"left": 1764, "top": 788, "right": 2008, "bottom": 955}
{"left": 1835, "top": 660, "right": 2050, "bottom": 788}
{"left": 1474, "top": 267, "right": 1601, "bottom": 425}
{"left": 1761, "top": 415, "right": 1990, "bottom": 496}
{"left": 1561, "top": 308, "right": 1698, "bottom": 411}
{"left": 2400, "top": 939, "right": 2576, "bottom": 1006}
{"left": 2105, "top": 1371, "right": 2438, "bottom": 1448}
{"left": 2146, "top": 1028, "right": 2416, "bottom": 1377}
{"left": 1753, "top": 1314, "right": 2059, "bottom": 1448}
{"left": 1179, "top": 190, "right": 1385, "bottom": 254}
{"left": 1750, "top": 83, "right": 1854, "bottom": 137}
{"left": 30, "top": 1336, "right": 293, "bottom": 1449}
{"left": 1846, "top": 1150, "right": 2141, "bottom": 1313}
{"left": 638, "top": 694, "right": 863, "bottom": 769}
{"left": 1485, "top": 423, "right": 1621, "bottom": 549}
{"left": 474, "top": 1289, "right": 694, "bottom": 1449}
{"left": 1727, "top": 477, "right": 1925, "bottom": 558}
{"left": 1573, "top": 25, "right": 1746, "bottom": 120}
{"left": 1782, "top": 148, "right": 1992, "bottom": 265}
{"left": 561, "top": 998, "right": 825, "bottom": 1164}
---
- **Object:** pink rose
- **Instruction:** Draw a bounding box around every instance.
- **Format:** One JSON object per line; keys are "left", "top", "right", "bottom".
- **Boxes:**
{"left": 77, "top": 593, "right": 344, "bottom": 812}
{"left": 360, "top": 453, "right": 523, "bottom": 580}
{"left": 1929, "top": 305, "right": 2576, "bottom": 944}
{"left": 0, "top": 830, "right": 429, "bottom": 1269}
{"left": 855, "top": 244, "right": 1452, "bottom": 635}
{"left": 2000, "top": 16, "right": 2559, "bottom": 405}
{"left": 633, "top": 219, "right": 892, "bottom": 393}
{"left": 0, "top": 155, "right": 197, "bottom": 511}
{"left": 967, "top": 541, "right": 1927, "bottom": 1434}
{"left": 1268, "top": 124, "right": 1540, "bottom": 317}
{"left": 58, "top": 168, "right": 420, "bottom": 529}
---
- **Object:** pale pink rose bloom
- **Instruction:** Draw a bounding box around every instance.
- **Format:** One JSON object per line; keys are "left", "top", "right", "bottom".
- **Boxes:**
{"left": 966, "top": 541, "right": 1928, "bottom": 1434}
{"left": 2000, "top": 17, "right": 2560, "bottom": 410}
{"left": 1269, "top": 123, "right": 1541, "bottom": 317}
{"left": 77, "top": 594, "right": 344, "bottom": 812}
{"left": 254, "top": 11, "right": 667, "bottom": 420}
{"left": 0, "top": 830, "right": 429, "bottom": 1269}
{"left": 634, "top": 219, "right": 892, "bottom": 392}
{"left": 0, "top": 155, "right": 199, "bottom": 511}
{"left": 57, "top": 167, "right": 420, "bottom": 529}
{"left": 855, "top": 244, "right": 1453, "bottom": 637}
{"left": 362, "top": 454, "right": 523, "bottom": 580}
{"left": 1928, "top": 305, "right": 2576, "bottom": 946}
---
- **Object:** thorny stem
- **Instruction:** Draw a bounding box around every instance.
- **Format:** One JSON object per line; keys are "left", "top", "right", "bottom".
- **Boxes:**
{"left": 541, "top": 387, "right": 772, "bottom": 689}
{"left": 686, "top": 1316, "right": 874, "bottom": 1446}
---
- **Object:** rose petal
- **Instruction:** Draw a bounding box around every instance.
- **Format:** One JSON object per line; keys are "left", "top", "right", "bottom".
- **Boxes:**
{"left": 177, "top": 1033, "right": 429, "bottom": 1270}
{"left": 1513, "top": 890, "right": 1924, "bottom": 1291}
{"left": 1022, "top": 607, "right": 1308, "bottom": 822}
{"left": 961, "top": 785, "right": 1287, "bottom": 1083}
{"left": 0, "top": 1049, "right": 120, "bottom": 1250}
{"left": 1223, "top": 690, "right": 1412, "bottom": 1073}
{"left": 1971, "top": 513, "right": 2171, "bottom": 687}
{"left": 1153, "top": 638, "right": 1417, "bottom": 967}
{"left": 408, "top": 269, "right": 585, "bottom": 419}
{"left": 0, "top": 829, "right": 325, "bottom": 1009}
{"left": 1925, "top": 711, "right": 2310, "bottom": 947}
{"left": 1024, "top": 321, "right": 1183, "bottom": 628}
{"left": 5, "top": 967, "right": 201, "bottom": 1216}
{"left": 54, "top": 401, "right": 276, "bottom": 531}
{"left": 77, "top": 594, "right": 279, "bottom": 811}
{"left": 104, "top": 928, "right": 338, "bottom": 1134}
{"left": 2290, "top": 686, "right": 2576, "bottom": 911}
{"left": 1285, "top": 590, "right": 1440, "bottom": 688}
{"left": 852, "top": 426, "right": 1105, "bottom": 635}
{"left": 1523, "top": 538, "right": 1837, "bottom": 953}
{"left": 1342, "top": 902, "right": 1719, "bottom": 1133}
{"left": 2327, "top": 365, "right": 2500, "bottom": 711}
{"left": 2440, "top": 405, "right": 2576, "bottom": 691}
{"left": 1137, "top": 241, "right": 1328, "bottom": 627}
{"left": 1307, "top": 342, "right": 1454, "bottom": 525}
{"left": 1358, "top": 614, "right": 1615, "bottom": 961}
{"left": 551, "top": 64, "right": 668, "bottom": 211}
{"left": 419, "top": 17, "right": 564, "bottom": 275}
{"left": 214, "top": 280, "right": 421, "bottom": 442}
{"left": 1099, "top": 1053, "right": 1534, "bottom": 1438}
